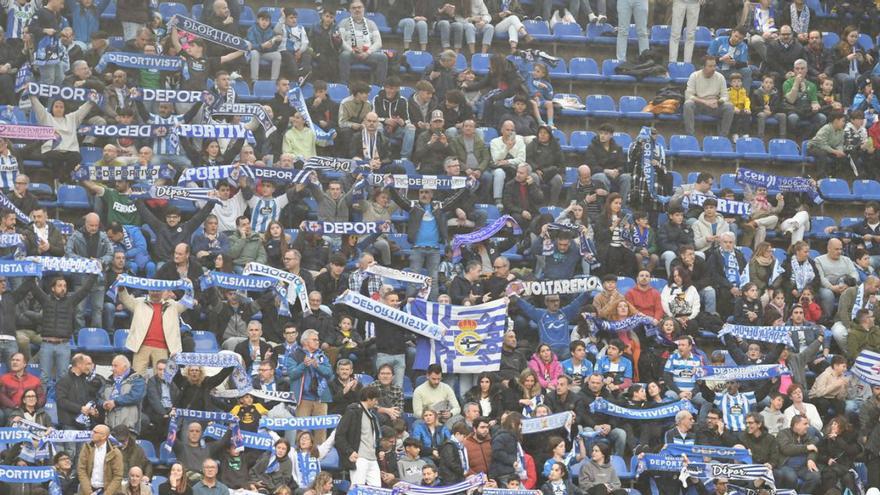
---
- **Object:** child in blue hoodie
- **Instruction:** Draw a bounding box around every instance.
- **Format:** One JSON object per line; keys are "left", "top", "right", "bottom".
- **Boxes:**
{"left": 246, "top": 10, "right": 283, "bottom": 80}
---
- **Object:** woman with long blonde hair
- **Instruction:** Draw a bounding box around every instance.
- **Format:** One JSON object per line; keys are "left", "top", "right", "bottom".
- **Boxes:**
{"left": 599, "top": 300, "right": 643, "bottom": 382}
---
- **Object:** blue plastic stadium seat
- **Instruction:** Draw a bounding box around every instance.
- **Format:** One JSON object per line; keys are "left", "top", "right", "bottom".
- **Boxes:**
{"left": 471, "top": 53, "right": 490, "bottom": 75}
{"left": 474, "top": 204, "right": 501, "bottom": 222}
{"left": 819, "top": 178, "right": 852, "bottom": 200}
{"left": 768, "top": 138, "right": 801, "bottom": 162}
{"left": 191, "top": 3, "right": 202, "bottom": 18}
{"left": 554, "top": 94, "right": 589, "bottom": 117}
{"left": 326, "top": 83, "right": 351, "bottom": 102}
{"left": 808, "top": 216, "right": 836, "bottom": 239}
{"left": 650, "top": 25, "right": 670, "bottom": 45}
{"left": 568, "top": 131, "right": 595, "bottom": 152}
{"left": 602, "top": 59, "right": 636, "bottom": 83}
{"left": 719, "top": 173, "right": 743, "bottom": 195}
{"left": 554, "top": 23, "right": 587, "bottom": 43}
{"left": 233, "top": 79, "right": 252, "bottom": 102}
{"left": 823, "top": 31, "right": 840, "bottom": 49}
{"left": 584, "top": 22, "right": 615, "bottom": 44}
{"left": 29, "top": 183, "right": 56, "bottom": 208}
{"left": 238, "top": 6, "right": 255, "bottom": 27}
{"left": 477, "top": 127, "right": 499, "bottom": 142}
{"left": 552, "top": 129, "right": 568, "bottom": 150}
{"left": 853, "top": 179, "right": 880, "bottom": 201}
{"left": 57, "top": 185, "right": 91, "bottom": 210}
{"left": 840, "top": 216, "right": 861, "bottom": 229}
{"left": 619, "top": 96, "right": 653, "bottom": 119}
{"left": 388, "top": 233, "right": 412, "bottom": 255}
{"left": 612, "top": 455, "right": 635, "bottom": 481}
{"left": 616, "top": 277, "right": 635, "bottom": 295}
{"left": 296, "top": 8, "right": 319, "bottom": 27}
{"left": 365, "top": 12, "right": 391, "bottom": 33}
{"left": 454, "top": 53, "right": 467, "bottom": 71}
{"left": 548, "top": 58, "right": 570, "bottom": 80}
{"left": 138, "top": 440, "right": 159, "bottom": 464}
{"left": 735, "top": 137, "right": 769, "bottom": 160}
{"left": 668, "top": 62, "right": 695, "bottom": 84}
{"left": 523, "top": 20, "right": 553, "bottom": 41}
{"left": 568, "top": 57, "right": 603, "bottom": 82}
{"left": 76, "top": 328, "right": 113, "bottom": 352}
{"left": 540, "top": 206, "right": 564, "bottom": 219}
{"left": 669, "top": 171, "right": 683, "bottom": 188}
{"left": 191, "top": 330, "right": 219, "bottom": 353}
{"left": 702, "top": 136, "right": 737, "bottom": 159}
{"left": 320, "top": 448, "right": 341, "bottom": 470}
{"left": 399, "top": 86, "right": 415, "bottom": 100}
{"left": 158, "top": 442, "right": 177, "bottom": 465}
{"left": 113, "top": 329, "right": 129, "bottom": 352}
{"left": 586, "top": 95, "right": 620, "bottom": 118}
{"left": 801, "top": 139, "right": 816, "bottom": 163}
{"left": 693, "top": 26, "right": 712, "bottom": 48}
{"left": 158, "top": 2, "right": 188, "bottom": 21}
{"left": 649, "top": 277, "right": 667, "bottom": 292}
{"left": 613, "top": 132, "right": 633, "bottom": 150}
{"left": 563, "top": 167, "right": 578, "bottom": 187}
{"left": 252, "top": 80, "right": 275, "bottom": 101}
{"left": 404, "top": 51, "right": 433, "bottom": 73}
{"left": 669, "top": 134, "right": 702, "bottom": 158}
{"left": 859, "top": 33, "right": 874, "bottom": 50}
{"left": 101, "top": 0, "right": 116, "bottom": 19}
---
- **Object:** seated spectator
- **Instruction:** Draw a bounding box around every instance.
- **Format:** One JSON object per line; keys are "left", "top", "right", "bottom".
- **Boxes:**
{"left": 707, "top": 26, "right": 751, "bottom": 93}
{"left": 752, "top": 74, "right": 788, "bottom": 138}
{"left": 807, "top": 111, "right": 848, "bottom": 178}
{"left": 584, "top": 124, "right": 631, "bottom": 208}
{"left": 784, "top": 59, "right": 828, "bottom": 139}
{"left": 338, "top": 1, "right": 388, "bottom": 85}
{"left": 683, "top": 56, "right": 735, "bottom": 138}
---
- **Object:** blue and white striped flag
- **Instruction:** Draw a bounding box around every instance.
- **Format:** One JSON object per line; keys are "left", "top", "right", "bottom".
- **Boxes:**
{"left": 410, "top": 298, "right": 508, "bottom": 373}
{"left": 853, "top": 349, "right": 880, "bottom": 386}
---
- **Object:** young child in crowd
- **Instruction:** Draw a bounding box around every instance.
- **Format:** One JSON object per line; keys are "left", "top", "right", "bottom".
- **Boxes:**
{"left": 851, "top": 77, "right": 880, "bottom": 126}
{"left": 230, "top": 392, "right": 270, "bottom": 432}
{"left": 728, "top": 72, "right": 751, "bottom": 140}
{"left": 526, "top": 62, "right": 555, "bottom": 128}
{"left": 750, "top": 74, "right": 786, "bottom": 138}
{"left": 844, "top": 110, "right": 875, "bottom": 178}
{"left": 628, "top": 211, "right": 658, "bottom": 273}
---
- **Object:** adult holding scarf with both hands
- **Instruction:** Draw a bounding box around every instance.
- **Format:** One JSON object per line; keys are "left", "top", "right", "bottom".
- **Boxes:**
{"left": 285, "top": 328, "right": 333, "bottom": 444}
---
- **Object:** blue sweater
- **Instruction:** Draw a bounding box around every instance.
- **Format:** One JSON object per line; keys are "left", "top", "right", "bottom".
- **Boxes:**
{"left": 69, "top": 0, "right": 111, "bottom": 44}
{"left": 247, "top": 24, "right": 278, "bottom": 53}
{"left": 516, "top": 291, "right": 590, "bottom": 348}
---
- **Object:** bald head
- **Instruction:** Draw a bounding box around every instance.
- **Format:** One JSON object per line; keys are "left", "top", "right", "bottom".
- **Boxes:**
{"left": 91, "top": 424, "right": 110, "bottom": 445}
{"left": 578, "top": 164, "right": 592, "bottom": 181}
{"left": 827, "top": 238, "right": 843, "bottom": 259}
{"left": 84, "top": 213, "right": 100, "bottom": 234}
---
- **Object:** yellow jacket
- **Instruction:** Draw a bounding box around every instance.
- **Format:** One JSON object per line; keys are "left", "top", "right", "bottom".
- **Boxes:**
{"left": 729, "top": 86, "right": 751, "bottom": 111}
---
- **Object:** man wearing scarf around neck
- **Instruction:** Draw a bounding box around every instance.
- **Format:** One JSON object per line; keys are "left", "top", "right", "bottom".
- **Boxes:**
{"left": 97, "top": 355, "right": 145, "bottom": 435}
{"left": 285, "top": 328, "right": 333, "bottom": 443}
{"left": 832, "top": 275, "right": 879, "bottom": 352}
{"left": 706, "top": 232, "right": 747, "bottom": 319}
{"left": 438, "top": 422, "right": 471, "bottom": 484}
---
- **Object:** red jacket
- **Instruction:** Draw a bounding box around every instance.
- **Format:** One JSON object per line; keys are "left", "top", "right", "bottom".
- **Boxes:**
{"left": 463, "top": 433, "right": 492, "bottom": 476}
{"left": 0, "top": 372, "right": 45, "bottom": 409}
{"left": 626, "top": 286, "right": 665, "bottom": 321}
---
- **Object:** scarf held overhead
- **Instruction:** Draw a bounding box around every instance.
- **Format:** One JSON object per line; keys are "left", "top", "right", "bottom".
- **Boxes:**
{"left": 735, "top": 167, "right": 822, "bottom": 205}
{"left": 70, "top": 164, "right": 176, "bottom": 182}
{"left": 365, "top": 264, "right": 431, "bottom": 299}
{"left": 167, "top": 15, "right": 252, "bottom": 52}
{"left": 287, "top": 86, "right": 336, "bottom": 146}
{"left": 0, "top": 124, "right": 57, "bottom": 141}
{"left": 259, "top": 415, "right": 341, "bottom": 431}
{"left": 589, "top": 397, "right": 697, "bottom": 420}
{"left": 451, "top": 215, "right": 521, "bottom": 260}
{"left": 335, "top": 290, "right": 443, "bottom": 340}
{"left": 717, "top": 324, "right": 794, "bottom": 347}
{"left": 107, "top": 274, "right": 194, "bottom": 308}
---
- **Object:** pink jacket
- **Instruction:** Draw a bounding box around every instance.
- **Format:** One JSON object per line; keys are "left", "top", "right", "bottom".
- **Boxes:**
{"left": 528, "top": 353, "right": 563, "bottom": 389}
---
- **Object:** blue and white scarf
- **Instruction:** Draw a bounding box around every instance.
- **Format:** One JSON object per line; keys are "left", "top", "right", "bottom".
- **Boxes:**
{"left": 95, "top": 52, "right": 185, "bottom": 73}
{"left": 0, "top": 234, "right": 27, "bottom": 259}
{"left": 0, "top": 466, "right": 59, "bottom": 484}
{"left": 200, "top": 271, "right": 276, "bottom": 291}
{"left": 242, "top": 262, "right": 308, "bottom": 313}
{"left": 636, "top": 126, "right": 663, "bottom": 201}
{"left": 680, "top": 462, "right": 775, "bottom": 489}
{"left": 240, "top": 164, "right": 311, "bottom": 184}
{"left": 76, "top": 124, "right": 173, "bottom": 138}
{"left": 288, "top": 86, "right": 336, "bottom": 147}
{"left": 0, "top": 191, "right": 30, "bottom": 224}
{"left": 203, "top": 423, "right": 273, "bottom": 451}
{"left": 662, "top": 444, "right": 753, "bottom": 463}
{"left": 718, "top": 324, "right": 794, "bottom": 347}
{"left": 14, "top": 64, "right": 32, "bottom": 94}
{"left": 258, "top": 415, "right": 340, "bottom": 431}
{"left": 130, "top": 88, "right": 204, "bottom": 103}
{"left": 544, "top": 223, "right": 598, "bottom": 262}
{"left": 0, "top": 124, "right": 57, "bottom": 141}
{"left": 790, "top": 257, "right": 814, "bottom": 292}
{"left": 144, "top": 185, "right": 215, "bottom": 202}
{"left": 0, "top": 428, "right": 38, "bottom": 443}
{"left": 71, "top": 164, "right": 176, "bottom": 182}
{"left": 295, "top": 451, "right": 320, "bottom": 484}
{"left": 367, "top": 174, "right": 474, "bottom": 190}
{"left": 722, "top": 250, "right": 741, "bottom": 286}
{"left": 177, "top": 164, "right": 236, "bottom": 185}
{"left": 175, "top": 124, "right": 248, "bottom": 139}
{"left": 516, "top": 444, "right": 528, "bottom": 479}
{"left": 107, "top": 274, "right": 194, "bottom": 308}
{"left": 50, "top": 220, "right": 73, "bottom": 236}
{"left": 520, "top": 411, "right": 573, "bottom": 434}
{"left": 166, "top": 408, "right": 244, "bottom": 452}
{"left": 736, "top": 167, "right": 822, "bottom": 205}
{"left": 27, "top": 256, "right": 102, "bottom": 275}
{"left": 393, "top": 473, "right": 486, "bottom": 495}
{"left": 852, "top": 282, "right": 874, "bottom": 320}
{"left": 589, "top": 398, "right": 696, "bottom": 420}
{"left": 210, "top": 103, "right": 276, "bottom": 136}
{"left": 451, "top": 437, "right": 469, "bottom": 473}
{"left": 300, "top": 220, "right": 392, "bottom": 236}
{"left": 680, "top": 192, "right": 751, "bottom": 216}
{"left": 110, "top": 369, "right": 130, "bottom": 400}
{"left": 167, "top": 15, "right": 252, "bottom": 52}
{"left": 365, "top": 264, "right": 431, "bottom": 299}
{"left": 695, "top": 364, "right": 790, "bottom": 382}
{"left": 636, "top": 454, "right": 684, "bottom": 475}
{"left": 164, "top": 352, "right": 252, "bottom": 392}
{"left": 33, "top": 35, "right": 61, "bottom": 66}
{"left": 75, "top": 401, "right": 96, "bottom": 427}
{"left": 303, "top": 156, "right": 370, "bottom": 175}
{"left": 335, "top": 290, "right": 444, "bottom": 340}
{"left": 26, "top": 83, "right": 102, "bottom": 104}
{"left": 585, "top": 314, "right": 658, "bottom": 337}
{"left": 451, "top": 215, "right": 521, "bottom": 259}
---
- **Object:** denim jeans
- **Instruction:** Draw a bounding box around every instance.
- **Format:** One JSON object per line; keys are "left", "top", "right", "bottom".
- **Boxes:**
{"left": 75, "top": 278, "right": 105, "bottom": 331}
{"left": 435, "top": 20, "right": 464, "bottom": 49}
{"left": 592, "top": 172, "right": 632, "bottom": 207}
{"left": 375, "top": 352, "right": 406, "bottom": 389}
{"left": 380, "top": 123, "right": 416, "bottom": 160}
{"left": 774, "top": 465, "right": 821, "bottom": 492}
{"left": 398, "top": 18, "right": 428, "bottom": 46}
{"left": 339, "top": 51, "right": 388, "bottom": 85}
{"left": 616, "top": 0, "right": 649, "bottom": 61}
{"left": 463, "top": 22, "right": 494, "bottom": 48}
{"left": 701, "top": 286, "right": 717, "bottom": 314}
{"left": 584, "top": 426, "right": 627, "bottom": 457}
{"left": 408, "top": 247, "right": 442, "bottom": 300}
{"left": 39, "top": 341, "right": 71, "bottom": 384}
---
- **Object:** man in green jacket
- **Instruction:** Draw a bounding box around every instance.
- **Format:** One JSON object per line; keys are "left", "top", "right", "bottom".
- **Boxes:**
{"left": 228, "top": 216, "right": 267, "bottom": 269}
{"left": 807, "top": 111, "right": 847, "bottom": 177}
{"left": 848, "top": 308, "right": 880, "bottom": 358}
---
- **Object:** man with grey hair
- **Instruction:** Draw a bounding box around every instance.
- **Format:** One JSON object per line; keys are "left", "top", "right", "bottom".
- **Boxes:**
{"left": 98, "top": 355, "right": 145, "bottom": 434}
{"left": 502, "top": 162, "right": 543, "bottom": 232}
{"left": 783, "top": 58, "right": 826, "bottom": 137}
{"left": 706, "top": 230, "right": 747, "bottom": 318}
{"left": 424, "top": 50, "right": 460, "bottom": 105}
{"left": 338, "top": 1, "right": 388, "bottom": 84}
{"left": 233, "top": 320, "right": 272, "bottom": 374}
{"left": 285, "top": 328, "right": 333, "bottom": 442}
{"left": 193, "top": 458, "right": 229, "bottom": 494}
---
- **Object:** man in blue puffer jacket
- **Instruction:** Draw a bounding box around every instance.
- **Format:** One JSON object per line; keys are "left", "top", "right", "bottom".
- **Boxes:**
{"left": 512, "top": 289, "right": 590, "bottom": 360}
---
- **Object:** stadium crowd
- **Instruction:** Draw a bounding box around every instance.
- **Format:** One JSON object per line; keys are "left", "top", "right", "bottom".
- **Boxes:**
{"left": 1, "top": 0, "right": 880, "bottom": 494}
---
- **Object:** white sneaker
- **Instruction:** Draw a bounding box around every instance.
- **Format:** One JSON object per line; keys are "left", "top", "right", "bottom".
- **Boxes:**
{"left": 597, "top": 14, "right": 607, "bottom": 23}
{"left": 588, "top": 13, "right": 598, "bottom": 23}
{"left": 732, "top": 134, "right": 739, "bottom": 142}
